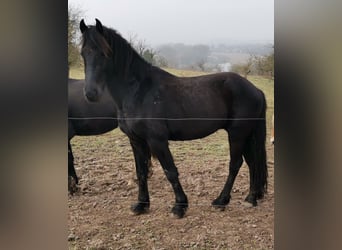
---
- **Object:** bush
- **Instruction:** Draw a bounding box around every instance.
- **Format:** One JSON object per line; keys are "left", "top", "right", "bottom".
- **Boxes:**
{"left": 68, "top": 6, "right": 83, "bottom": 68}
{"left": 230, "top": 51, "right": 274, "bottom": 79}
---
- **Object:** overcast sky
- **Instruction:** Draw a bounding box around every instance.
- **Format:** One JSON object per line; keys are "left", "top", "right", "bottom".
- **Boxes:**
{"left": 69, "top": 0, "right": 274, "bottom": 45}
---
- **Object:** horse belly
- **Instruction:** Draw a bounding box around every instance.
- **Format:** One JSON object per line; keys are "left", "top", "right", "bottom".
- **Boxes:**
{"left": 168, "top": 120, "right": 225, "bottom": 140}
{"left": 73, "top": 119, "right": 117, "bottom": 136}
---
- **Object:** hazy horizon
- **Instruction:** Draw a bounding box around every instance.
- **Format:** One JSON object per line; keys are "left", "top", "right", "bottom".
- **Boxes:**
{"left": 69, "top": 0, "right": 274, "bottom": 46}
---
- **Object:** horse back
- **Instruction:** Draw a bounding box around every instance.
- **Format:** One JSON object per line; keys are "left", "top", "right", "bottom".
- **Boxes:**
{"left": 156, "top": 72, "right": 263, "bottom": 120}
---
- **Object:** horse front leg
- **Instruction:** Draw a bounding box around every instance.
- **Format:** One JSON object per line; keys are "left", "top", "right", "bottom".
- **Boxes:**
{"left": 130, "top": 139, "right": 151, "bottom": 215}
{"left": 68, "top": 141, "right": 78, "bottom": 194}
{"left": 148, "top": 139, "right": 188, "bottom": 218}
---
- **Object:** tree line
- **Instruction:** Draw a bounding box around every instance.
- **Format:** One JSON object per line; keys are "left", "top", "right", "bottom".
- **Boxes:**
{"left": 230, "top": 51, "right": 274, "bottom": 79}
{"left": 68, "top": 6, "right": 82, "bottom": 68}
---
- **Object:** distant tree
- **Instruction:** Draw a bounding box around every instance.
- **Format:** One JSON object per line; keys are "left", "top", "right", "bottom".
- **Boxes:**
{"left": 142, "top": 48, "right": 158, "bottom": 65}
{"left": 196, "top": 59, "right": 207, "bottom": 71}
{"left": 233, "top": 55, "right": 254, "bottom": 77}
{"left": 157, "top": 43, "right": 210, "bottom": 70}
{"left": 264, "top": 52, "right": 274, "bottom": 79}
{"left": 230, "top": 63, "right": 246, "bottom": 75}
{"left": 230, "top": 48, "right": 274, "bottom": 79}
{"left": 245, "top": 55, "right": 256, "bottom": 77}
{"left": 155, "top": 55, "right": 168, "bottom": 68}
{"left": 213, "top": 64, "right": 223, "bottom": 73}
{"left": 254, "top": 52, "right": 274, "bottom": 79}
{"left": 136, "top": 39, "right": 147, "bottom": 56}
{"left": 68, "top": 6, "right": 83, "bottom": 68}
{"left": 128, "top": 33, "right": 159, "bottom": 65}
{"left": 157, "top": 44, "right": 179, "bottom": 67}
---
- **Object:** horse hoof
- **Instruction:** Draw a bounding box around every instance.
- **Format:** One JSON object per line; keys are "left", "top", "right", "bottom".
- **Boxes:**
{"left": 244, "top": 195, "right": 257, "bottom": 206}
{"left": 171, "top": 202, "right": 188, "bottom": 218}
{"left": 242, "top": 201, "right": 254, "bottom": 208}
{"left": 68, "top": 176, "right": 78, "bottom": 195}
{"left": 171, "top": 204, "right": 187, "bottom": 218}
{"left": 212, "top": 204, "right": 226, "bottom": 211}
{"left": 212, "top": 196, "right": 230, "bottom": 210}
{"left": 131, "top": 202, "right": 149, "bottom": 215}
{"left": 256, "top": 191, "right": 264, "bottom": 200}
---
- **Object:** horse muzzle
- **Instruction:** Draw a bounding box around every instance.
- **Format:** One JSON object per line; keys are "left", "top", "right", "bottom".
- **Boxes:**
{"left": 84, "top": 88, "right": 99, "bottom": 102}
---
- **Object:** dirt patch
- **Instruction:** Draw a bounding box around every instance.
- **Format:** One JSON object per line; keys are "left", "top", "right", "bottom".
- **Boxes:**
{"left": 68, "top": 129, "right": 274, "bottom": 249}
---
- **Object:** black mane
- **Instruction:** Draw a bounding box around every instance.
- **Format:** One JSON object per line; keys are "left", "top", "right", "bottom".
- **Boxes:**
{"left": 82, "top": 24, "right": 152, "bottom": 80}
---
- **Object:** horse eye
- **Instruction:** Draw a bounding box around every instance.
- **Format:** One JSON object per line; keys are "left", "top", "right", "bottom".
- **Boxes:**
{"left": 95, "top": 52, "right": 106, "bottom": 59}
{"left": 82, "top": 48, "right": 94, "bottom": 55}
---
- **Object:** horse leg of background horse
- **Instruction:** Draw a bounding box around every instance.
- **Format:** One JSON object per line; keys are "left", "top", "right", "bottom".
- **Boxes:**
{"left": 130, "top": 139, "right": 151, "bottom": 215}
{"left": 68, "top": 141, "right": 78, "bottom": 194}
{"left": 148, "top": 139, "right": 188, "bottom": 218}
{"left": 212, "top": 130, "right": 246, "bottom": 209}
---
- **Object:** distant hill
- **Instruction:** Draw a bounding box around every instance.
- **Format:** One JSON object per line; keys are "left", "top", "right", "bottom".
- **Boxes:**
{"left": 157, "top": 42, "right": 273, "bottom": 71}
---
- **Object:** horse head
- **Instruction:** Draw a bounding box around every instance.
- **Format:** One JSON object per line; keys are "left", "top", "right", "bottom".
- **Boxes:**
{"left": 80, "top": 19, "right": 114, "bottom": 102}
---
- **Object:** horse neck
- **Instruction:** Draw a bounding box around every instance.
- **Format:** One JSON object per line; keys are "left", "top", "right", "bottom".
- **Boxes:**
{"left": 130, "top": 53, "right": 152, "bottom": 82}
{"left": 107, "top": 59, "right": 152, "bottom": 110}
{"left": 106, "top": 78, "right": 129, "bottom": 109}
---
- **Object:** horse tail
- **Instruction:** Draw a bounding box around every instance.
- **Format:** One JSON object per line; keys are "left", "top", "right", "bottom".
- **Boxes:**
{"left": 245, "top": 91, "right": 268, "bottom": 198}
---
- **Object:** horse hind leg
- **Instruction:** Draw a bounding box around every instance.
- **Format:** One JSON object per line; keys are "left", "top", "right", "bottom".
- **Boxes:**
{"left": 212, "top": 132, "right": 245, "bottom": 210}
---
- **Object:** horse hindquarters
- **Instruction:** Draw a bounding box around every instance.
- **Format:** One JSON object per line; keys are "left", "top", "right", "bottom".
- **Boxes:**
{"left": 212, "top": 89, "right": 268, "bottom": 208}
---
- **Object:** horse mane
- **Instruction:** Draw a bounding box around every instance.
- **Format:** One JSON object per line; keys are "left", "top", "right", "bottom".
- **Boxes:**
{"left": 82, "top": 24, "right": 151, "bottom": 79}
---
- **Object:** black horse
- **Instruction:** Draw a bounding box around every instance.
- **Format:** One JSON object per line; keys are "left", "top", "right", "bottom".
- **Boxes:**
{"left": 80, "top": 19, "right": 268, "bottom": 218}
{"left": 68, "top": 78, "right": 117, "bottom": 192}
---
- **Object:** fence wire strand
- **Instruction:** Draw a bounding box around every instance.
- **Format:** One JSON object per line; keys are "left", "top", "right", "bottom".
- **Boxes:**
{"left": 68, "top": 117, "right": 265, "bottom": 121}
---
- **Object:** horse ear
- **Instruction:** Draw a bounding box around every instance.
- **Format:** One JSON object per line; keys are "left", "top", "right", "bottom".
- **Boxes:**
{"left": 95, "top": 18, "right": 104, "bottom": 34}
{"left": 80, "top": 19, "right": 88, "bottom": 33}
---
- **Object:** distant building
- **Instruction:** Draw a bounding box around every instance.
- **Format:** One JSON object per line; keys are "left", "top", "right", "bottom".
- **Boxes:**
{"left": 218, "top": 62, "right": 231, "bottom": 72}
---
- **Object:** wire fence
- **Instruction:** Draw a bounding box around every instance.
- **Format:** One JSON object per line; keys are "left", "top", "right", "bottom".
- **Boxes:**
{"left": 68, "top": 117, "right": 266, "bottom": 121}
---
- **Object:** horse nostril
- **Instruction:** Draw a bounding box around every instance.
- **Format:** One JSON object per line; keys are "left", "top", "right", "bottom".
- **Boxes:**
{"left": 85, "top": 89, "right": 98, "bottom": 102}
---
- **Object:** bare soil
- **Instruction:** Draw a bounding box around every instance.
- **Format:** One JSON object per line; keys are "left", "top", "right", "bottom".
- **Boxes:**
{"left": 68, "top": 128, "right": 274, "bottom": 249}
